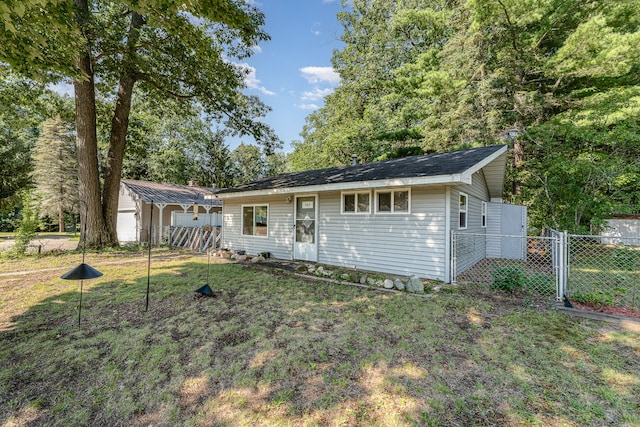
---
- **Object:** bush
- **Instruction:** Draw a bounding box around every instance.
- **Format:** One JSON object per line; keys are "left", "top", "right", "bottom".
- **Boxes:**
{"left": 572, "top": 290, "right": 614, "bottom": 307}
{"left": 491, "top": 265, "right": 526, "bottom": 292}
{"left": 611, "top": 248, "right": 638, "bottom": 271}
{"left": 11, "top": 192, "right": 39, "bottom": 255}
{"left": 526, "top": 273, "right": 555, "bottom": 294}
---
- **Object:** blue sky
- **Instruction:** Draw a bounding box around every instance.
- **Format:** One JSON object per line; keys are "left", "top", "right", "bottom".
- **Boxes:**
{"left": 234, "top": 0, "right": 345, "bottom": 152}
{"left": 50, "top": 1, "right": 345, "bottom": 153}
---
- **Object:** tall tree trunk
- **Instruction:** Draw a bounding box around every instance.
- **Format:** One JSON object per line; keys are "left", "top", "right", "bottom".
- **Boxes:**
{"left": 102, "top": 12, "right": 143, "bottom": 243}
{"left": 73, "top": 0, "right": 112, "bottom": 247}
{"left": 512, "top": 138, "right": 524, "bottom": 198}
{"left": 58, "top": 184, "right": 65, "bottom": 232}
{"left": 103, "top": 73, "right": 136, "bottom": 243}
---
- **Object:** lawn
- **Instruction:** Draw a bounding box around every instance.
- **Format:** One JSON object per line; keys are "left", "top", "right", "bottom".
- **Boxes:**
{"left": 1, "top": 251, "right": 639, "bottom": 426}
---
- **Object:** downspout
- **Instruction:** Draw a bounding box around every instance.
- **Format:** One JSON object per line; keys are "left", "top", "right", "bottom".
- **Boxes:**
{"left": 444, "top": 186, "right": 452, "bottom": 283}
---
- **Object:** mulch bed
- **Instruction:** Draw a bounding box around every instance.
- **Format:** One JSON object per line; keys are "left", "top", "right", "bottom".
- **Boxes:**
{"left": 570, "top": 300, "right": 640, "bottom": 320}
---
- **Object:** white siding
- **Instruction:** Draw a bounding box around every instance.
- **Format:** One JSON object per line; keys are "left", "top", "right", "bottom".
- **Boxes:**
{"left": 486, "top": 202, "right": 502, "bottom": 258}
{"left": 222, "top": 196, "right": 293, "bottom": 259}
{"left": 317, "top": 187, "right": 447, "bottom": 280}
{"left": 452, "top": 170, "right": 491, "bottom": 273}
{"left": 117, "top": 187, "right": 139, "bottom": 242}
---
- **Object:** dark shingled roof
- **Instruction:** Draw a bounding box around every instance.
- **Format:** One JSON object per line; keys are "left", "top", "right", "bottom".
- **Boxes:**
{"left": 217, "top": 145, "right": 506, "bottom": 194}
{"left": 121, "top": 179, "right": 222, "bottom": 206}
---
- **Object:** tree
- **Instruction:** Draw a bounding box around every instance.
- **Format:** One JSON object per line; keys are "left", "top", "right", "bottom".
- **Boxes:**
{"left": 0, "top": 129, "right": 32, "bottom": 210}
{"left": 0, "top": 71, "right": 72, "bottom": 210}
{"left": 31, "top": 117, "right": 78, "bottom": 232}
{"left": 1, "top": 0, "right": 279, "bottom": 247}
{"left": 293, "top": 0, "right": 640, "bottom": 231}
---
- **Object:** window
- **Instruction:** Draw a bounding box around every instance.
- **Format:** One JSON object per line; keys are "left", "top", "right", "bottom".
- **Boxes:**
{"left": 458, "top": 193, "right": 468, "bottom": 229}
{"left": 375, "top": 189, "right": 410, "bottom": 213}
{"left": 342, "top": 191, "right": 370, "bottom": 214}
{"left": 242, "top": 205, "right": 268, "bottom": 237}
{"left": 481, "top": 201, "right": 487, "bottom": 228}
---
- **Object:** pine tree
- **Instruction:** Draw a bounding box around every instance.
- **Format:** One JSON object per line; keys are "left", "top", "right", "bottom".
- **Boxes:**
{"left": 31, "top": 117, "right": 78, "bottom": 232}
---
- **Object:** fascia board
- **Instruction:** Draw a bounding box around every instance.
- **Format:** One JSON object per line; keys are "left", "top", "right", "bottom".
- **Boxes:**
{"left": 214, "top": 174, "right": 466, "bottom": 200}
{"left": 463, "top": 145, "right": 507, "bottom": 178}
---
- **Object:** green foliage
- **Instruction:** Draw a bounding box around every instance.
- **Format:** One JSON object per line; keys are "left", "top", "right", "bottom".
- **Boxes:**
{"left": 491, "top": 265, "right": 527, "bottom": 292}
{"left": 31, "top": 117, "right": 78, "bottom": 231}
{"left": 293, "top": 0, "right": 640, "bottom": 232}
{"left": 11, "top": 191, "right": 38, "bottom": 255}
{"left": 611, "top": 248, "right": 639, "bottom": 271}
{"left": 572, "top": 290, "right": 615, "bottom": 307}
{"left": 2, "top": 0, "right": 279, "bottom": 247}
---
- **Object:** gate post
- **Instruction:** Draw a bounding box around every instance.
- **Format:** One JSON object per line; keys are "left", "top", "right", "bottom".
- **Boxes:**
{"left": 556, "top": 231, "right": 568, "bottom": 301}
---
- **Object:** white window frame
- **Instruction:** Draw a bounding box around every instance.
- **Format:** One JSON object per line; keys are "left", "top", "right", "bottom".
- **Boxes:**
{"left": 374, "top": 188, "right": 411, "bottom": 214}
{"left": 341, "top": 191, "right": 371, "bottom": 214}
{"left": 481, "top": 201, "right": 487, "bottom": 228}
{"left": 458, "top": 192, "right": 468, "bottom": 230}
{"left": 241, "top": 204, "right": 269, "bottom": 238}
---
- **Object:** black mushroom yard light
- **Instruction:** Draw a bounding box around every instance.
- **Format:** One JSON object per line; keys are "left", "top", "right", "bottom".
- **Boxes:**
{"left": 194, "top": 198, "right": 216, "bottom": 298}
{"left": 61, "top": 204, "right": 103, "bottom": 326}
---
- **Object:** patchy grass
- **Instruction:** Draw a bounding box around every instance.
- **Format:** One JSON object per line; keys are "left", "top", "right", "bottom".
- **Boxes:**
{"left": 1, "top": 252, "right": 639, "bottom": 426}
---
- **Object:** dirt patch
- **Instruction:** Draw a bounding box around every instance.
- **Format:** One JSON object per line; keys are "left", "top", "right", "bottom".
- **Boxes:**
{"left": 570, "top": 300, "right": 640, "bottom": 320}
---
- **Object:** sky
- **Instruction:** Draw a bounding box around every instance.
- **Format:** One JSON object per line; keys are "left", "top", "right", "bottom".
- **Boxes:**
{"left": 49, "top": 1, "right": 346, "bottom": 153}
{"left": 232, "top": 0, "right": 345, "bottom": 152}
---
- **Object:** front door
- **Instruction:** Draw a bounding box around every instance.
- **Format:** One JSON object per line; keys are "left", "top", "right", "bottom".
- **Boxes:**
{"left": 294, "top": 195, "right": 318, "bottom": 261}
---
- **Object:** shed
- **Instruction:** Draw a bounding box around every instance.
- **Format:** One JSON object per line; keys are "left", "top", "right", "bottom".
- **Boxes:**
{"left": 213, "top": 145, "right": 525, "bottom": 282}
{"left": 601, "top": 214, "right": 640, "bottom": 246}
{"left": 118, "top": 179, "right": 222, "bottom": 244}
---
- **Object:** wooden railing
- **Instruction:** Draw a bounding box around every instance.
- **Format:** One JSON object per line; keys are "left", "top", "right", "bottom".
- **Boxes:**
{"left": 168, "top": 226, "right": 221, "bottom": 252}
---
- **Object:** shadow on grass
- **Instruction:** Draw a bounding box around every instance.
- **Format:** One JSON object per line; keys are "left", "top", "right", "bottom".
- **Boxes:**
{"left": 1, "top": 260, "right": 639, "bottom": 426}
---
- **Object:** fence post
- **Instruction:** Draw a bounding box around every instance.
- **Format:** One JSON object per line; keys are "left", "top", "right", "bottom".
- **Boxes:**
{"left": 451, "top": 232, "right": 457, "bottom": 284}
{"left": 556, "top": 231, "right": 568, "bottom": 301}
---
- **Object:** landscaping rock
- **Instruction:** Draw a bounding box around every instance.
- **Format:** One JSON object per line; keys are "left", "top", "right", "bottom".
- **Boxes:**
{"left": 367, "top": 277, "right": 377, "bottom": 286}
{"left": 221, "top": 251, "right": 233, "bottom": 259}
{"left": 322, "top": 269, "right": 334, "bottom": 277}
{"left": 251, "top": 255, "right": 265, "bottom": 263}
{"left": 406, "top": 275, "right": 425, "bottom": 293}
{"left": 295, "top": 265, "right": 308, "bottom": 273}
{"left": 315, "top": 266, "right": 324, "bottom": 276}
{"left": 383, "top": 279, "right": 394, "bottom": 289}
{"left": 394, "top": 278, "right": 405, "bottom": 291}
{"left": 360, "top": 275, "right": 368, "bottom": 285}
{"left": 341, "top": 273, "right": 351, "bottom": 281}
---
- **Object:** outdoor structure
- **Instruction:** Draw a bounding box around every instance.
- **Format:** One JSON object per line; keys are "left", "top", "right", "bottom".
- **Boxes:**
{"left": 601, "top": 214, "right": 640, "bottom": 246}
{"left": 213, "top": 145, "right": 526, "bottom": 283}
{"left": 117, "top": 179, "right": 222, "bottom": 244}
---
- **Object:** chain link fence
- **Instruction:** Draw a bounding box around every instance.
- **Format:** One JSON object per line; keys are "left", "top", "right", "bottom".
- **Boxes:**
{"left": 453, "top": 231, "right": 640, "bottom": 311}
{"left": 452, "top": 232, "right": 558, "bottom": 299}
{"left": 568, "top": 235, "right": 640, "bottom": 310}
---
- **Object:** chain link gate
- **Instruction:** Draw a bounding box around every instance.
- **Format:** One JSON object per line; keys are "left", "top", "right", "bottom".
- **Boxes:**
{"left": 452, "top": 232, "right": 559, "bottom": 300}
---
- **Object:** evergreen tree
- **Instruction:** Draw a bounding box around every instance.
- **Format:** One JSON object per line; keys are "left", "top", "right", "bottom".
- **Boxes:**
{"left": 31, "top": 117, "right": 78, "bottom": 232}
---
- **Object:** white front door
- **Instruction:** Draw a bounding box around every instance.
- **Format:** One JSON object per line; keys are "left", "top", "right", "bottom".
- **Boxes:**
{"left": 294, "top": 195, "right": 318, "bottom": 261}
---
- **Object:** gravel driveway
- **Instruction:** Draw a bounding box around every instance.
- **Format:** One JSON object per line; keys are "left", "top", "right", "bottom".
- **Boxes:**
{"left": 0, "top": 235, "right": 78, "bottom": 253}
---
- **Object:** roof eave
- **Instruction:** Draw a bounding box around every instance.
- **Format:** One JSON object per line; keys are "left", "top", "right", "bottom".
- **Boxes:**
{"left": 213, "top": 174, "right": 468, "bottom": 199}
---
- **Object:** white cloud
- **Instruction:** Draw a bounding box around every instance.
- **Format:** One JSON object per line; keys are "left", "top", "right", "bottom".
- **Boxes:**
{"left": 297, "top": 103, "right": 320, "bottom": 110}
{"left": 251, "top": 45, "right": 262, "bottom": 54}
{"left": 311, "top": 29, "right": 321, "bottom": 36}
{"left": 301, "top": 87, "right": 333, "bottom": 101}
{"left": 238, "top": 62, "right": 275, "bottom": 96}
{"left": 299, "top": 66, "right": 340, "bottom": 84}
{"left": 48, "top": 81, "right": 74, "bottom": 97}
